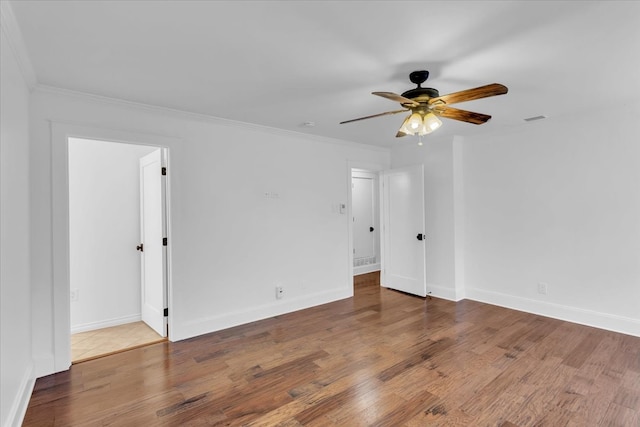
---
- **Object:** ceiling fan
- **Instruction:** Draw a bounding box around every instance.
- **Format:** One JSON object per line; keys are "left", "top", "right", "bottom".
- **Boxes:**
{"left": 340, "top": 70, "right": 508, "bottom": 140}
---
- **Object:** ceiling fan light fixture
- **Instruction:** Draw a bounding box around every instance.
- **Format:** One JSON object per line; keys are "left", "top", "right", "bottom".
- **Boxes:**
{"left": 398, "top": 115, "right": 414, "bottom": 135}
{"left": 417, "top": 123, "right": 430, "bottom": 136}
{"left": 400, "top": 111, "right": 443, "bottom": 137}
{"left": 424, "top": 112, "right": 442, "bottom": 131}
{"left": 408, "top": 112, "right": 423, "bottom": 131}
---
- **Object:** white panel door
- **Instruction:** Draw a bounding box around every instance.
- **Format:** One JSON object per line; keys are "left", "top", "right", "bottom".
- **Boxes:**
{"left": 139, "top": 149, "right": 167, "bottom": 337}
{"left": 381, "top": 164, "right": 427, "bottom": 297}
{"left": 353, "top": 176, "right": 375, "bottom": 260}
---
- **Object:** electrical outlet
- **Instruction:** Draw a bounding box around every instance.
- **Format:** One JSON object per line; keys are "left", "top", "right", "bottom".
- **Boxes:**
{"left": 70, "top": 289, "right": 79, "bottom": 302}
{"left": 537, "top": 282, "right": 548, "bottom": 295}
{"left": 275, "top": 286, "right": 284, "bottom": 299}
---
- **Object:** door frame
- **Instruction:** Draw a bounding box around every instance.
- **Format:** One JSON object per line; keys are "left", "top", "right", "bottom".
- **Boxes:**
{"left": 51, "top": 122, "right": 175, "bottom": 373}
{"left": 347, "top": 161, "right": 387, "bottom": 284}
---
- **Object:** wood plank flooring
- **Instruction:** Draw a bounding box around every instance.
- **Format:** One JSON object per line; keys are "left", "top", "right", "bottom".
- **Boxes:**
{"left": 24, "top": 272, "right": 640, "bottom": 426}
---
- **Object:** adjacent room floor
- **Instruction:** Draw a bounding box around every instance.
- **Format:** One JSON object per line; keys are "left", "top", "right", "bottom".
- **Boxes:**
{"left": 71, "top": 321, "right": 165, "bottom": 363}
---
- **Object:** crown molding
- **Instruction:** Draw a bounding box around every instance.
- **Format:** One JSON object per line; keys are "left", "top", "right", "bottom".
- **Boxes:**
{"left": 1, "top": 1, "right": 37, "bottom": 89}
{"left": 33, "top": 84, "right": 390, "bottom": 153}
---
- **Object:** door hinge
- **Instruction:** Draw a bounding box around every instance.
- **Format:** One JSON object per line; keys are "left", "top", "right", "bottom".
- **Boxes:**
{"left": 161, "top": 167, "right": 167, "bottom": 176}
{"left": 163, "top": 308, "right": 168, "bottom": 317}
{"left": 163, "top": 237, "right": 168, "bottom": 246}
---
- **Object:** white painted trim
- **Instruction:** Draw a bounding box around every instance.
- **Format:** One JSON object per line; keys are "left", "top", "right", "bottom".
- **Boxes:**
{"left": 163, "top": 147, "right": 174, "bottom": 341}
{"left": 354, "top": 264, "right": 381, "bottom": 276}
{"left": 465, "top": 287, "right": 640, "bottom": 338}
{"left": 3, "top": 362, "right": 35, "bottom": 427}
{"left": 50, "top": 121, "right": 178, "bottom": 375}
{"left": 32, "top": 354, "right": 54, "bottom": 379}
{"left": 34, "top": 85, "right": 390, "bottom": 153}
{"left": 0, "top": 1, "right": 37, "bottom": 89}
{"left": 70, "top": 314, "right": 142, "bottom": 334}
{"left": 51, "top": 122, "right": 72, "bottom": 374}
{"left": 175, "top": 288, "right": 351, "bottom": 342}
{"left": 427, "top": 284, "right": 461, "bottom": 302}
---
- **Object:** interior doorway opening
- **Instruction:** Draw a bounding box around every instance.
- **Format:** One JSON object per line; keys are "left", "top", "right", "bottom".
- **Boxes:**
{"left": 348, "top": 163, "right": 428, "bottom": 298}
{"left": 351, "top": 169, "right": 381, "bottom": 276}
{"left": 67, "top": 137, "right": 169, "bottom": 363}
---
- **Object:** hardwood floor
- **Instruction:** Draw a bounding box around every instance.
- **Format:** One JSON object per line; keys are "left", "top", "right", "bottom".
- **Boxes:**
{"left": 71, "top": 321, "right": 166, "bottom": 363}
{"left": 24, "top": 272, "right": 640, "bottom": 426}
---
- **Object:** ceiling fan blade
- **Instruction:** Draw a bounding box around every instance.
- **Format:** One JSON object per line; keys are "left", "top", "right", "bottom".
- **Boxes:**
{"left": 340, "top": 109, "right": 409, "bottom": 124}
{"left": 372, "top": 92, "right": 420, "bottom": 107}
{"left": 395, "top": 130, "right": 408, "bottom": 138}
{"left": 433, "top": 106, "right": 492, "bottom": 124}
{"left": 428, "top": 83, "right": 508, "bottom": 106}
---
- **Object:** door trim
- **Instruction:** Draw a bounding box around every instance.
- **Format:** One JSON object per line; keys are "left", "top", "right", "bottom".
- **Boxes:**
{"left": 51, "top": 121, "right": 176, "bottom": 374}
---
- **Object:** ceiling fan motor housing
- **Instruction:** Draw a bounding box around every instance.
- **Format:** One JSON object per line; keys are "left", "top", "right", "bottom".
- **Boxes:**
{"left": 402, "top": 70, "right": 440, "bottom": 102}
{"left": 401, "top": 87, "right": 440, "bottom": 102}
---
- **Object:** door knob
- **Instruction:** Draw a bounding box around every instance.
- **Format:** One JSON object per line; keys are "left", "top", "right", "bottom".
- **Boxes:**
{"left": 416, "top": 234, "right": 424, "bottom": 241}
{"left": 369, "top": 226, "right": 374, "bottom": 232}
{"left": 136, "top": 243, "right": 144, "bottom": 252}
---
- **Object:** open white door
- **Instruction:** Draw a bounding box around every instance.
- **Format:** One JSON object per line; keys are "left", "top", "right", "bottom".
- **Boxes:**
{"left": 139, "top": 149, "right": 167, "bottom": 337}
{"left": 353, "top": 174, "right": 376, "bottom": 263}
{"left": 380, "top": 164, "right": 427, "bottom": 297}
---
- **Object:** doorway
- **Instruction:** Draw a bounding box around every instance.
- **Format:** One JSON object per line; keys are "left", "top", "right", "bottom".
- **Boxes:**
{"left": 67, "top": 137, "right": 168, "bottom": 363}
{"left": 349, "top": 163, "right": 427, "bottom": 298}
{"left": 351, "top": 169, "right": 381, "bottom": 276}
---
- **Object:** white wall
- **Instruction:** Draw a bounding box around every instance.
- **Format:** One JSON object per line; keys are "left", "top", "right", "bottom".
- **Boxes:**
{"left": 391, "top": 104, "right": 640, "bottom": 336}
{"left": 29, "top": 87, "right": 391, "bottom": 376}
{"left": 462, "top": 106, "right": 640, "bottom": 335}
{"left": 68, "top": 138, "right": 158, "bottom": 332}
{"left": 0, "top": 20, "right": 34, "bottom": 427}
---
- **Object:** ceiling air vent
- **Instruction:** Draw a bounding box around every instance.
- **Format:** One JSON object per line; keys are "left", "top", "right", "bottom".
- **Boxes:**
{"left": 524, "top": 115, "right": 547, "bottom": 122}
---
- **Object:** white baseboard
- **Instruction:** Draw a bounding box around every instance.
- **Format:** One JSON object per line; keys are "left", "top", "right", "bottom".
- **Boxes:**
{"left": 465, "top": 287, "right": 640, "bottom": 338}
{"left": 354, "top": 264, "right": 380, "bottom": 276}
{"left": 4, "top": 362, "right": 35, "bottom": 427}
{"left": 427, "top": 283, "right": 463, "bottom": 301}
{"left": 70, "top": 314, "right": 141, "bottom": 334}
{"left": 173, "top": 288, "right": 352, "bottom": 342}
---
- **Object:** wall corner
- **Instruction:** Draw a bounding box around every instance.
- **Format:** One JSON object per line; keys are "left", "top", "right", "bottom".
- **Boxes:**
{"left": 452, "top": 136, "right": 465, "bottom": 299}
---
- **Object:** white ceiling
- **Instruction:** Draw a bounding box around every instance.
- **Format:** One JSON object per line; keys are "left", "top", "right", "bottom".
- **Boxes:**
{"left": 9, "top": 1, "right": 640, "bottom": 147}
